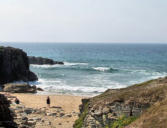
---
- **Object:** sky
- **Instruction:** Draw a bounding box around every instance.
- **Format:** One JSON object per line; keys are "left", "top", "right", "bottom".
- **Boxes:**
{"left": 0, "top": 0, "right": 167, "bottom": 43}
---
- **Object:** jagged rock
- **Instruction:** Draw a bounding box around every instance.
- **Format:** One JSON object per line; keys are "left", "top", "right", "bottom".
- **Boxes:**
{"left": 24, "top": 108, "right": 34, "bottom": 114}
{"left": 74, "top": 77, "right": 167, "bottom": 128}
{"left": 37, "top": 87, "right": 44, "bottom": 91}
{"left": 27, "top": 120, "right": 36, "bottom": 126}
{"left": 34, "top": 109, "right": 46, "bottom": 114}
{"left": 28, "top": 56, "right": 64, "bottom": 65}
{"left": 65, "top": 114, "right": 72, "bottom": 117}
{"left": 59, "top": 113, "right": 65, "bottom": 117}
{"left": 0, "top": 46, "right": 38, "bottom": 85}
{"left": 102, "top": 107, "right": 110, "bottom": 114}
{"left": 29, "top": 117, "right": 41, "bottom": 121}
{"left": 46, "top": 112, "right": 57, "bottom": 116}
{"left": 0, "top": 94, "right": 17, "bottom": 128}
{"left": 3, "top": 84, "right": 37, "bottom": 93}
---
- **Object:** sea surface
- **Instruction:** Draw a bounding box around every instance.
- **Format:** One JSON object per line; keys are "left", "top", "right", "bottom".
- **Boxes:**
{"left": 1, "top": 43, "right": 167, "bottom": 96}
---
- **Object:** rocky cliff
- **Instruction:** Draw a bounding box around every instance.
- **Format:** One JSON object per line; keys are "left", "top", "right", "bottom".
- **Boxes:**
{"left": 0, "top": 46, "right": 38, "bottom": 84}
{"left": 74, "top": 77, "right": 167, "bottom": 128}
{"left": 0, "top": 93, "right": 17, "bottom": 128}
{"left": 28, "top": 56, "right": 64, "bottom": 65}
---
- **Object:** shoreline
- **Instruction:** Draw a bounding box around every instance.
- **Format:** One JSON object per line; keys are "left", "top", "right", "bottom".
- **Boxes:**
{"left": 1, "top": 92, "right": 85, "bottom": 128}
{"left": 12, "top": 93, "right": 84, "bottom": 111}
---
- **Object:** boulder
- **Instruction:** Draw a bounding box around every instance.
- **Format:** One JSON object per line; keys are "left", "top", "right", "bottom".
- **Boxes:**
{"left": 28, "top": 56, "right": 64, "bottom": 65}
{"left": 24, "top": 108, "right": 34, "bottom": 114}
{"left": 37, "top": 87, "right": 44, "bottom": 91}
{"left": 3, "top": 83, "right": 37, "bottom": 93}
{"left": 0, "top": 46, "right": 38, "bottom": 84}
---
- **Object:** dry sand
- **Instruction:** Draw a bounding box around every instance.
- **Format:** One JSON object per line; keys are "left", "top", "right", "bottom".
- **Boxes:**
{"left": 11, "top": 93, "right": 84, "bottom": 128}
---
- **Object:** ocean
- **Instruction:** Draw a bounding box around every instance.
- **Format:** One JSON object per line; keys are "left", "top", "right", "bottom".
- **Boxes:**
{"left": 1, "top": 43, "right": 167, "bottom": 96}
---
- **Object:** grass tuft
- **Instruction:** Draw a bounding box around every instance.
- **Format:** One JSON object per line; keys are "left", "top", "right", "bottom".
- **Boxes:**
{"left": 73, "top": 103, "right": 89, "bottom": 128}
{"left": 109, "top": 115, "right": 137, "bottom": 128}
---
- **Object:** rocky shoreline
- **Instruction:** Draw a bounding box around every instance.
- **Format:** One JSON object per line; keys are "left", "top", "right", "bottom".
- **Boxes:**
{"left": 1, "top": 45, "right": 167, "bottom": 128}
{"left": 74, "top": 77, "right": 167, "bottom": 128}
{"left": 28, "top": 56, "right": 64, "bottom": 65}
{"left": 0, "top": 93, "right": 82, "bottom": 128}
{"left": 0, "top": 46, "right": 38, "bottom": 85}
{"left": 0, "top": 46, "right": 63, "bottom": 92}
{"left": 0, "top": 92, "right": 81, "bottom": 128}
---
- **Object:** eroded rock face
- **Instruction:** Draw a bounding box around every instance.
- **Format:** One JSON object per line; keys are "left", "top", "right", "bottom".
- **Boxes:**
{"left": 3, "top": 83, "right": 37, "bottom": 93}
{"left": 28, "top": 56, "right": 64, "bottom": 65}
{"left": 0, "top": 94, "right": 17, "bottom": 128}
{"left": 82, "top": 100, "right": 147, "bottom": 128}
{"left": 0, "top": 46, "right": 38, "bottom": 84}
{"left": 75, "top": 77, "right": 167, "bottom": 128}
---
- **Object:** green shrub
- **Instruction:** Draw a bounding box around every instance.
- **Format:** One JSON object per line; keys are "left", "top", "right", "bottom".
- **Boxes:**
{"left": 73, "top": 103, "right": 89, "bottom": 128}
{"left": 110, "top": 115, "right": 137, "bottom": 128}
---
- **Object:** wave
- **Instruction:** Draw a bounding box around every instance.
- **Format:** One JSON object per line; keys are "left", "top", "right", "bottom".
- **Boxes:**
{"left": 64, "top": 62, "right": 88, "bottom": 66}
{"left": 31, "top": 63, "right": 118, "bottom": 73}
{"left": 30, "top": 62, "right": 88, "bottom": 68}
{"left": 35, "top": 78, "right": 125, "bottom": 96}
{"left": 31, "top": 64, "right": 62, "bottom": 68}
{"left": 92, "top": 67, "right": 117, "bottom": 72}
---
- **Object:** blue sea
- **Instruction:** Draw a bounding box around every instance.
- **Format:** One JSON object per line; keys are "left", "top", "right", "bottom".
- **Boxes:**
{"left": 1, "top": 43, "right": 167, "bottom": 96}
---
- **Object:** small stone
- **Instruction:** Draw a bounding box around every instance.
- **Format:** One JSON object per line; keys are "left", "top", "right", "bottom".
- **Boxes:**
{"left": 22, "top": 117, "right": 28, "bottom": 121}
{"left": 65, "top": 114, "right": 72, "bottom": 117}
{"left": 24, "top": 108, "right": 34, "bottom": 114}
{"left": 59, "top": 113, "right": 65, "bottom": 117}
{"left": 46, "top": 112, "right": 57, "bottom": 116}
{"left": 29, "top": 117, "right": 41, "bottom": 121}
{"left": 27, "top": 120, "right": 36, "bottom": 126}
{"left": 45, "top": 121, "right": 51, "bottom": 125}
{"left": 102, "top": 107, "right": 110, "bottom": 114}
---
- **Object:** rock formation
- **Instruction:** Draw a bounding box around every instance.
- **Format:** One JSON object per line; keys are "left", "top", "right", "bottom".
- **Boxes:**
{"left": 74, "top": 77, "right": 167, "bottom": 128}
{"left": 0, "top": 46, "right": 38, "bottom": 85}
{"left": 0, "top": 94, "right": 17, "bottom": 128}
{"left": 3, "top": 83, "right": 37, "bottom": 93}
{"left": 28, "top": 56, "right": 64, "bottom": 65}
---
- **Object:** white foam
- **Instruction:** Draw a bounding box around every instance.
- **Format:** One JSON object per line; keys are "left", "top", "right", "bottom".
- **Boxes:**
{"left": 64, "top": 62, "right": 88, "bottom": 66}
{"left": 31, "top": 64, "right": 62, "bottom": 68}
{"left": 93, "top": 67, "right": 110, "bottom": 72}
{"left": 34, "top": 78, "right": 126, "bottom": 96}
{"left": 31, "top": 62, "right": 88, "bottom": 69}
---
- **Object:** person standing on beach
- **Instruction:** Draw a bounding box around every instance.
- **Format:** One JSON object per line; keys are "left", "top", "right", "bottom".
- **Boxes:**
{"left": 15, "top": 98, "right": 20, "bottom": 104}
{"left": 46, "top": 96, "right": 50, "bottom": 108}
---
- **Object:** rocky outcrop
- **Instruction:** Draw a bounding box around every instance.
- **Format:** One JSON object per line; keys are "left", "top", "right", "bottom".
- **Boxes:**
{"left": 28, "top": 56, "right": 64, "bottom": 65}
{"left": 0, "top": 94, "right": 17, "bottom": 128}
{"left": 0, "top": 46, "right": 38, "bottom": 85}
{"left": 74, "top": 77, "right": 167, "bottom": 128}
{"left": 3, "top": 83, "right": 37, "bottom": 93}
{"left": 1, "top": 93, "right": 79, "bottom": 128}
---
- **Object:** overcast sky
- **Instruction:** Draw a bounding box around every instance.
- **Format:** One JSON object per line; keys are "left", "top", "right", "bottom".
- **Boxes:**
{"left": 0, "top": 0, "right": 167, "bottom": 43}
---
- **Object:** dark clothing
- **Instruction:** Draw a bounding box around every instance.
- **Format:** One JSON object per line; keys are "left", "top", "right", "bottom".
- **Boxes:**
{"left": 47, "top": 97, "right": 50, "bottom": 104}
{"left": 15, "top": 98, "right": 20, "bottom": 104}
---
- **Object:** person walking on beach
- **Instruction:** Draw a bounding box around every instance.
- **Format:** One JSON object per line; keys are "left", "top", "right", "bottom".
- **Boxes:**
{"left": 46, "top": 96, "right": 50, "bottom": 108}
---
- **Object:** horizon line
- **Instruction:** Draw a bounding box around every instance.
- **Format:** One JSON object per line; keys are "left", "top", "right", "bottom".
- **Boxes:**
{"left": 0, "top": 41, "right": 167, "bottom": 44}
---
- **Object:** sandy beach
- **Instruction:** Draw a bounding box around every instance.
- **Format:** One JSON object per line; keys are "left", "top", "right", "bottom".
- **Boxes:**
{"left": 6, "top": 93, "right": 84, "bottom": 128}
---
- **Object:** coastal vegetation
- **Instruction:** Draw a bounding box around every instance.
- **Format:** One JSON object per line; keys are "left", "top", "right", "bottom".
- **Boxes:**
{"left": 73, "top": 102, "right": 89, "bottom": 128}
{"left": 74, "top": 76, "right": 167, "bottom": 128}
{"left": 106, "top": 115, "right": 137, "bottom": 128}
